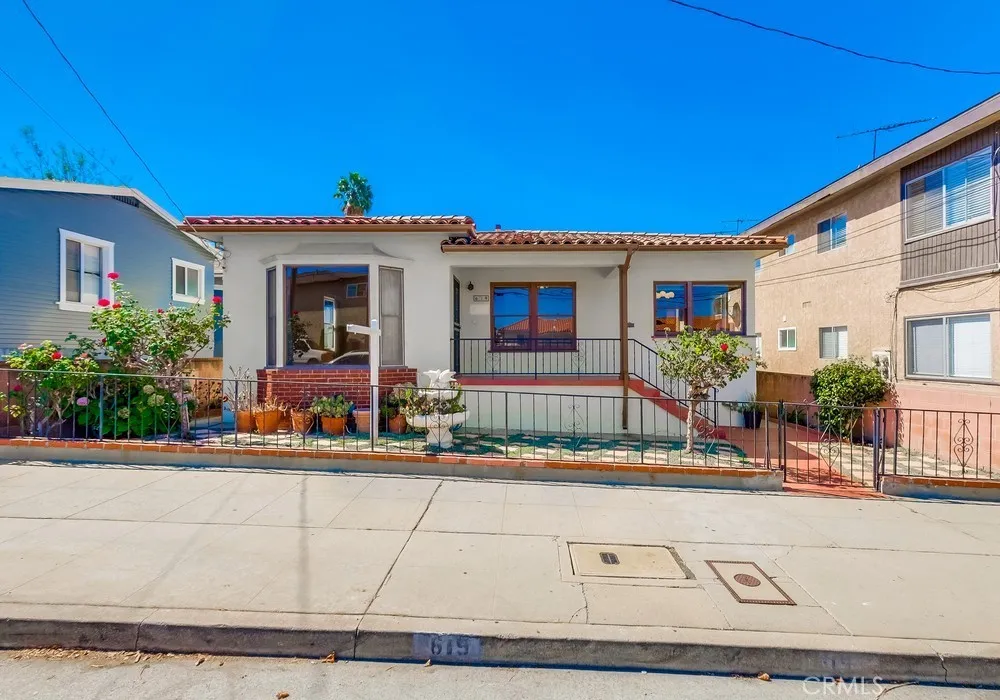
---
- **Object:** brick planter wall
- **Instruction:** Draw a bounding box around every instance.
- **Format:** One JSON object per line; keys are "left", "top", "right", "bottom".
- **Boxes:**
{"left": 255, "top": 367, "right": 418, "bottom": 408}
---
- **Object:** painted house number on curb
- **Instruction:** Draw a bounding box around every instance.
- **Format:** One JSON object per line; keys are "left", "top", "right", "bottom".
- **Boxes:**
{"left": 412, "top": 633, "right": 483, "bottom": 660}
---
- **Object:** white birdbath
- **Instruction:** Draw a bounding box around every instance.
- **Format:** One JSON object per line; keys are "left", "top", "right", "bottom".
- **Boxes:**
{"left": 408, "top": 370, "right": 468, "bottom": 448}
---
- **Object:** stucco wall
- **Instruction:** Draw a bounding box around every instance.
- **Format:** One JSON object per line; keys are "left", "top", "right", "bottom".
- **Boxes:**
{"left": 755, "top": 172, "right": 901, "bottom": 376}
{"left": 894, "top": 273, "right": 1000, "bottom": 409}
{"left": 222, "top": 232, "right": 759, "bottom": 403}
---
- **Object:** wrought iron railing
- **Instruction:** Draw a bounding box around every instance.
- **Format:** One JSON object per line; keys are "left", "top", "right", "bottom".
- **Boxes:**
{"left": 0, "top": 367, "right": 767, "bottom": 470}
{"left": 452, "top": 338, "right": 620, "bottom": 377}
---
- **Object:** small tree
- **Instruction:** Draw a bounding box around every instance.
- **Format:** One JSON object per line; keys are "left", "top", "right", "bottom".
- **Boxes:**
{"left": 72, "top": 274, "right": 229, "bottom": 437}
{"left": 810, "top": 357, "right": 889, "bottom": 436}
{"left": 333, "top": 172, "right": 373, "bottom": 215}
{"left": 658, "top": 328, "right": 761, "bottom": 452}
{"left": 2, "top": 125, "right": 109, "bottom": 184}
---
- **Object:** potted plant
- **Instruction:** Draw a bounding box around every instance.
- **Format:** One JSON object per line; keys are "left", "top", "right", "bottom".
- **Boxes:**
{"left": 381, "top": 386, "right": 412, "bottom": 434}
{"left": 227, "top": 366, "right": 255, "bottom": 433}
{"left": 289, "top": 402, "right": 317, "bottom": 435}
{"left": 253, "top": 396, "right": 286, "bottom": 434}
{"left": 404, "top": 370, "right": 468, "bottom": 448}
{"left": 312, "top": 394, "right": 352, "bottom": 435}
{"left": 354, "top": 405, "right": 372, "bottom": 434}
{"left": 333, "top": 172, "right": 373, "bottom": 216}
{"left": 736, "top": 392, "right": 765, "bottom": 429}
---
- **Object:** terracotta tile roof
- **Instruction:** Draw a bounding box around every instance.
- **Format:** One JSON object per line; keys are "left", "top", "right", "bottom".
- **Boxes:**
{"left": 498, "top": 318, "right": 575, "bottom": 334}
{"left": 180, "top": 215, "right": 475, "bottom": 230}
{"left": 443, "top": 230, "right": 786, "bottom": 250}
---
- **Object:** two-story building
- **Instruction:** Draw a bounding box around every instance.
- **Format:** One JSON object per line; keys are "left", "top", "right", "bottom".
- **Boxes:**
{"left": 752, "top": 92, "right": 1000, "bottom": 414}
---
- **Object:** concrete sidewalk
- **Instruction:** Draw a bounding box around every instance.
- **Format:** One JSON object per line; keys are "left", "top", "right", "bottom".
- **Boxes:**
{"left": 0, "top": 460, "right": 998, "bottom": 684}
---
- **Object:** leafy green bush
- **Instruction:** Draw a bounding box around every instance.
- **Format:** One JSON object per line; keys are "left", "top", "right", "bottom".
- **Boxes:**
{"left": 2, "top": 341, "right": 100, "bottom": 436}
{"left": 809, "top": 357, "right": 889, "bottom": 436}
{"left": 73, "top": 377, "right": 185, "bottom": 438}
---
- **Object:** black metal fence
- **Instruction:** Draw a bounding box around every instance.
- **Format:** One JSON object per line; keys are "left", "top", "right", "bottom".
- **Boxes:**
{"left": 3, "top": 367, "right": 999, "bottom": 484}
{"left": 0, "top": 368, "right": 766, "bottom": 470}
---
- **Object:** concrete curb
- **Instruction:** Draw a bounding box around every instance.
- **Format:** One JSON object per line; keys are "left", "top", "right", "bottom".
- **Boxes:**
{"left": 0, "top": 605, "right": 996, "bottom": 686}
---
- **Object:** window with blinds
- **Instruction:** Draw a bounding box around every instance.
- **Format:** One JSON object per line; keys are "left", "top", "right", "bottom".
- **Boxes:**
{"left": 818, "top": 326, "right": 847, "bottom": 359}
{"left": 907, "top": 314, "right": 991, "bottom": 379}
{"left": 816, "top": 215, "right": 847, "bottom": 253}
{"left": 905, "top": 148, "right": 992, "bottom": 241}
{"left": 379, "top": 267, "right": 404, "bottom": 366}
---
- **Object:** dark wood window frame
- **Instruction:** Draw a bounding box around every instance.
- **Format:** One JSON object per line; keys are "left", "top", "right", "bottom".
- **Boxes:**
{"left": 490, "top": 282, "right": 577, "bottom": 352}
{"left": 652, "top": 280, "right": 747, "bottom": 337}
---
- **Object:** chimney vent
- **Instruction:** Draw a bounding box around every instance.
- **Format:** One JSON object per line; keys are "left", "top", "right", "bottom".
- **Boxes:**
{"left": 495, "top": 224, "right": 502, "bottom": 231}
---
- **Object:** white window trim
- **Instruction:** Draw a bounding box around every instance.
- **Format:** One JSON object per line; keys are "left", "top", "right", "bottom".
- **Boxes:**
{"left": 778, "top": 327, "right": 797, "bottom": 351}
{"left": 817, "top": 214, "right": 848, "bottom": 254}
{"left": 58, "top": 228, "right": 115, "bottom": 313}
{"left": 171, "top": 258, "right": 206, "bottom": 304}
{"left": 903, "top": 147, "right": 994, "bottom": 243}
{"left": 905, "top": 312, "right": 993, "bottom": 382}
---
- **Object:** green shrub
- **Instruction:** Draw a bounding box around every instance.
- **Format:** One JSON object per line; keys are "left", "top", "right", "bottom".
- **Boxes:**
{"left": 809, "top": 357, "right": 889, "bottom": 436}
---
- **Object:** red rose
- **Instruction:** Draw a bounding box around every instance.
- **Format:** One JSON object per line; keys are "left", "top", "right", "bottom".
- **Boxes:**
{"left": 51, "top": 351, "right": 62, "bottom": 360}
{"left": 112, "top": 302, "right": 122, "bottom": 309}
{"left": 97, "top": 298, "right": 111, "bottom": 307}
{"left": 720, "top": 343, "right": 729, "bottom": 352}
{"left": 157, "top": 308, "right": 164, "bottom": 314}
{"left": 212, "top": 296, "right": 222, "bottom": 305}
{"left": 12, "top": 385, "right": 22, "bottom": 392}
{"left": 107, "top": 272, "right": 119, "bottom": 280}
{"left": 292, "top": 310, "right": 300, "bottom": 316}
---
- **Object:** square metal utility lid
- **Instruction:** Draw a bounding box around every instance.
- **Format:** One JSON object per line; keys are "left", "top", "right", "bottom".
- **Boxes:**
{"left": 568, "top": 543, "right": 688, "bottom": 580}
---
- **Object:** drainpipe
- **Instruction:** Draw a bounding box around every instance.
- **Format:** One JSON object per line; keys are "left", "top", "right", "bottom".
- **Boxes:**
{"left": 619, "top": 248, "right": 636, "bottom": 430}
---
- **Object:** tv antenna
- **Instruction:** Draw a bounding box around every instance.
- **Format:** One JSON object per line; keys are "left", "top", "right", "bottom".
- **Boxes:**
{"left": 837, "top": 117, "right": 935, "bottom": 160}
{"left": 722, "top": 217, "right": 759, "bottom": 235}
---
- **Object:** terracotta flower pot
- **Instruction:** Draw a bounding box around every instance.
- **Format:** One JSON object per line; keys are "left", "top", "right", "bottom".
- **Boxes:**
{"left": 236, "top": 410, "right": 254, "bottom": 433}
{"left": 387, "top": 413, "right": 407, "bottom": 434}
{"left": 254, "top": 409, "right": 283, "bottom": 434}
{"left": 290, "top": 409, "right": 314, "bottom": 435}
{"left": 354, "top": 409, "right": 371, "bottom": 434}
{"left": 321, "top": 415, "right": 347, "bottom": 435}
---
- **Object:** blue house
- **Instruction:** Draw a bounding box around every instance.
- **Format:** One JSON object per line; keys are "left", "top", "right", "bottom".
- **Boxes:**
{"left": 0, "top": 178, "right": 220, "bottom": 357}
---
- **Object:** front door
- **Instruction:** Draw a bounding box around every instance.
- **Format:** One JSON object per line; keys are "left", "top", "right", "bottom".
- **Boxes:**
{"left": 453, "top": 277, "right": 462, "bottom": 373}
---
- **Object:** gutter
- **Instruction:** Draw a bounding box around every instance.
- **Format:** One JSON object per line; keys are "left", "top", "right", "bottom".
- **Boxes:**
{"left": 440, "top": 243, "right": 786, "bottom": 253}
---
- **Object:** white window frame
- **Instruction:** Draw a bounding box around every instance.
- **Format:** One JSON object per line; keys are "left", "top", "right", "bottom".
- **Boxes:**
{"left": 171, "top": 258, "right": 206, "bottom": 304}
{"left": 819, "top": 325, "right": 848, "bottom": 360}
{"left": 778, "top": 327, "right": 797, "bottom": 351}
{"left": 903, "top": 147, "right": 994, "bottom": 243}
{"left": 58, "top": 228, "right": 115, "bottom": 312}
{"left": 905, "top": 312, "right": 992, "bottom": 381}
{"left": 346, "top": 282, "right": 368, "bottom": 298}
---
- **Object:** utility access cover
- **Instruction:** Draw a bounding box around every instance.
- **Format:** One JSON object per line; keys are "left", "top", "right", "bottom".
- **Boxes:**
{"left": 568, "top": 543, "right": 688, "bottom": 580}
{"left": 706, "top": 560, "right": 795, "bottom": 605}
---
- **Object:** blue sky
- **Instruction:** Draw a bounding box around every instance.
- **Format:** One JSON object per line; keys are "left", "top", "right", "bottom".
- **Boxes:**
{"left": 1, "top": 0, "right": 998, "bottom": 232}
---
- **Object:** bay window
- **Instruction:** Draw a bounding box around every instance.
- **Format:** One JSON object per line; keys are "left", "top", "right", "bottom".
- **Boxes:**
{"left": 286, "top": 265, "right": 369, "bottom": 365}
{"left": 491, "top": 283, "right": 576, "bottom": 350}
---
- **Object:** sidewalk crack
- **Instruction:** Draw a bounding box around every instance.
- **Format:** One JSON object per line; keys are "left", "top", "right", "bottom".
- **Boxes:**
{"left": 354, "top": 479, "right": 443, "bottom": 654}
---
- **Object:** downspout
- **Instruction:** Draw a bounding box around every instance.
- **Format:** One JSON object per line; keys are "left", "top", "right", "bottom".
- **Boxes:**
{"left": 619, "top": 248, "right": 636, "bottom": 430}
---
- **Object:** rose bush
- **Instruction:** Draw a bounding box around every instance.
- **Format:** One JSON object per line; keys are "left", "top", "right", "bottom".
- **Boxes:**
{"left": 1, "top": 340, "right": 100, "bottom": 436}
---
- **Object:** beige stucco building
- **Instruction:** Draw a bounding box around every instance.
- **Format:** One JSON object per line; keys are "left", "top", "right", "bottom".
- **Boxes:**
{"left": 751, "top": 92, "right": 1000, "bottom": 414}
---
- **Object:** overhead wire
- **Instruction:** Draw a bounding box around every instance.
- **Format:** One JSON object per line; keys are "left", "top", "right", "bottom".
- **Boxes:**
{"left": 664, "top": 0, "right": 1000, "bottom": 76}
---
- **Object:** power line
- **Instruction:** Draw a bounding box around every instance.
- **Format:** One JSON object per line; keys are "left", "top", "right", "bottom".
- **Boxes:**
{"left": 0, "top": 63, "right": 133, "bottom": 189}
{"left": 18, "top": 0, "right": 188, "bottom": 218}
{"left": 664, "top": 0, "right": 1000, "bottom": 76}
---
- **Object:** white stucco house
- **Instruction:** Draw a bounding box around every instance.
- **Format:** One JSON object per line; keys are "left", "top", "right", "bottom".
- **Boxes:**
{"left": 180, "top": 215, "right": 784, "bottom": 436}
